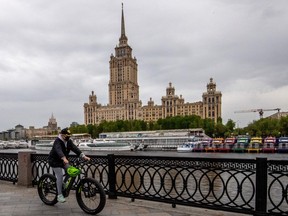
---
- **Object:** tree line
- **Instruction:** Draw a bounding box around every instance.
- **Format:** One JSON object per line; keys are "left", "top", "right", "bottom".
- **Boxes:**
{"left": 70, "top": 115, "right": 288, "bottom": 138}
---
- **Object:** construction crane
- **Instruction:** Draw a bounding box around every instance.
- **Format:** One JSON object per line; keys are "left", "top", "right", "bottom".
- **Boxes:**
{"left": 234, "top": 108, "right": 281, "bottom": 119}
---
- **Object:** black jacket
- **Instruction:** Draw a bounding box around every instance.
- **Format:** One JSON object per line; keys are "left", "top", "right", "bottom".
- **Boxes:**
{"left": 48, "top": 137, "right": 82, "bottom": 168}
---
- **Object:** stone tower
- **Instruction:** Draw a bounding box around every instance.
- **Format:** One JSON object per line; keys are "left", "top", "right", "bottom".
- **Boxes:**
{"left": 108, "top": 4, "right": 141, "bottom": 120}
{"left": 202, "top": 78, "right": 222, "bottom": 122}
{"left": 48, "top": 113, "right": 57, "bottom": 131}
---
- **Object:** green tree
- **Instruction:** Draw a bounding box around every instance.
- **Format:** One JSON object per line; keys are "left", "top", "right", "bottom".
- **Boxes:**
{"left": 214, "top": 122, "right": 226, "bottom": 137}
{"left": 70, "top": 124, "right": 88, "bottom": 134}
{"left": 225, "top": 119, "right": 235, "bottom": 133}
{"left": 202, "top": 118, "right": 215, "bottom": 137}
{"left": 279, "top": 116, "right": 288, "bottom": 136}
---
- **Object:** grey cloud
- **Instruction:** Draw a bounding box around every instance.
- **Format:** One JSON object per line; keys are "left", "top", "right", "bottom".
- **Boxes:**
{"left": 0, "top": 0, "right": 287, "bottom": 130}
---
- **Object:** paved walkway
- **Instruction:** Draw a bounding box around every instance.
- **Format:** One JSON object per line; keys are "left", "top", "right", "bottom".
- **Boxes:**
{"left": 0, "top": 180, "right": 249, "bottom": 216}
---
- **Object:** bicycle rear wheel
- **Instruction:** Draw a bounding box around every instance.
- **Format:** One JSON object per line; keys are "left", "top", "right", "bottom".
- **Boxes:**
{"left": 37, "top": 173, "right": 58, "bottom": 205}
{"left": 76, "top": 178, "right": 106, "bottom": 214}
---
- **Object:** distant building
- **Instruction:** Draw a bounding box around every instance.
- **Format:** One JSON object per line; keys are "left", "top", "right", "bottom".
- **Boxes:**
{"left": 0, "top": 125, "right": 25, "bottom": 140}
{"left": 25, "top": 114, "right": 59, "bottom": 139}
{"left": 47, "top": 113, "right": 58, "bottom": 131}
{"left": 15, "top": 124, "right": 25, "bottom": 139}
{"left": 0, "top": 114, "right": 60, "bottom": 140}
{"left": 24, "top": 126, "right": 55, "bottom": 139}
{"left": 84, "top": 5, "right": 222, "bottom": 125}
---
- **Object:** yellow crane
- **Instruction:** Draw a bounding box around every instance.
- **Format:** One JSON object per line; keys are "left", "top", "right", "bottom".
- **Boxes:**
{"left": 234, "top": 108, "right": 281, "bottom": 119}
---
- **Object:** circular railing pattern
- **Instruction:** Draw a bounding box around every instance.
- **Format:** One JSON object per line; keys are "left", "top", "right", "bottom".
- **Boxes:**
{"left": 83, "top": 156, "right": 109, "bottom": 190}
{"left": 114, "top": 157, "right": 256, "bottom": 211}
{"left": 268, "top": 160, "right": 288, "bottom": 215}
{"left": 31, "top": 154, "right": 52, "bottom": 185}
{"left": 0, "top": 153, "right": 18, "bottom": 183}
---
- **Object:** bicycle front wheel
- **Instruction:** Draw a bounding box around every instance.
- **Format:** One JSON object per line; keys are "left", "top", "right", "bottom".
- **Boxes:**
{"left": 76, "top": 178, "right": 106, "bottom": 215}
{"left": 37, "top": 173, "right": 58, "bottom": 205}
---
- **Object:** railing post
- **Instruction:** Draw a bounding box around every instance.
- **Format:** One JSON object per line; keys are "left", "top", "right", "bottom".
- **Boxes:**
{"left": 254, "top": 157, "right": 268, "bottom": 216}
{"left": 107, "top": 154, "right": 117, "bottom": 199}
{"left": 18, "top": 150, "right": 36, "bottom": 187}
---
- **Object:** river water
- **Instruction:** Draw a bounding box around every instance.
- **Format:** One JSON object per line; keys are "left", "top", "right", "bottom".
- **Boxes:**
{"left": 1, "top": 148, "right": 287, "bottom": 160}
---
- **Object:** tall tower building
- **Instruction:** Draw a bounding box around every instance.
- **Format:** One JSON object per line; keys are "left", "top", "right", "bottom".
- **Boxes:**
{"left": 47, "top": 113, "right": 58, "bottom": 131}
{"left": 84, "top": 5, "right": 222, "bottom": 125}
{"left": 202, "top": 78, "right": 222, "bottom": 122}
{"left": 108, "top": 4, "right": 142, "bottom": 120}
{"left": 84, "top": 4, "right": 142, "bottom": 125}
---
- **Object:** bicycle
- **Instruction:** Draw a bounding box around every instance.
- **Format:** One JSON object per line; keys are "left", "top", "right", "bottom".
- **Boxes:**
{"left": 37, "top": 158, "right": 106, "bottom": 215}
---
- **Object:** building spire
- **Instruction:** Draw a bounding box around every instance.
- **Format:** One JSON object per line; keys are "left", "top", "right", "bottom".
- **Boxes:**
{"left": 119, "top": 3, "right": 128, "bottom": 46}
{"left": 121, "top": 3, "right": 125, "bottom": 37}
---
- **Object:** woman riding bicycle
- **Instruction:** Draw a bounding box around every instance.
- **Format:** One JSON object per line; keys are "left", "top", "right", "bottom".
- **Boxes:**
{"left": 48, "top": 128, "right": 90, "bottom": 203}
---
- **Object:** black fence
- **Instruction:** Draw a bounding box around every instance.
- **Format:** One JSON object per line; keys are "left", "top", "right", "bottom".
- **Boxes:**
{"left": 1, "top": 152, "right": 288, "bottom": 216}
{"left": 0, "top": 153, "right": 18, "bottom": 183}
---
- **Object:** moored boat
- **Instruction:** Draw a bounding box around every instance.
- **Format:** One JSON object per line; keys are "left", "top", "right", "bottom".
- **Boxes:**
{"left": 0, "top": 141, "right": 5, "bottom": 149}
{"left": 177, "top": 136, "right": 203, "bottom": 152}
{"left": 205, "top": 142, "right": 216, "bottom": 152}
{"left": 233, "top": 135, "right": 250, "bottom": 153}
{"left": 2, "top": 141, "right": 8, "bottom": 149}
{"left": 194, "top": 138, "right": 211, "bottom": 152}
{"left": 218, "top": 137, "right": 236, "bottom": 153}
{"left": 262, "top": 136, "right": 276, "bottom": 153}
{"left": 193, "top": 142, "right": 206, "bottom": 152}
{"left": 135, "top": 143, "right": 147, "bottom": 151}
{"left": 5, "top": 141, "right": 18, "bottom": 149}
{"left": 247, "top": 137, "right": 263, "bottom": 153}
{"left": 35, "top": 142, "right": 53, "bottom": 151}
{"left": 78, "top": 140, "right": 135, "bottom": 151}
{"left": 177, "top": 143, "right": 194, "bottom": 153}
{"left": 212, "top": 138, "right": 224, "bottom": 152}
{"left": 16, "top": 140, "right": 29, "bottom": 149}
{"left": 277, "top": 137, "right": 288, "bottom": 153}
{"left": 205, "top": 137, "right": 220, "bottom": 152}
{"left": 98, "top": 129, "right": 207, "bottom": 151}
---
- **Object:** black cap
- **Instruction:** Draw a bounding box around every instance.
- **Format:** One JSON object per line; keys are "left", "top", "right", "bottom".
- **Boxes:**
{"left": 60, "top": 128, "right": 71, "bottom": 135}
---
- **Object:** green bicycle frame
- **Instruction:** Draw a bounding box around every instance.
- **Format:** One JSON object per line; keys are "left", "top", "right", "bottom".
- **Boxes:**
{"left": 63, "top": 175, "right": 77, "bottom": 197}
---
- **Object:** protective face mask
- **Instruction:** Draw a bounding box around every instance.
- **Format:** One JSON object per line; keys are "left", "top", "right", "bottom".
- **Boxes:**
{"left": 64, "top": 136, "right": 70, "bottom": 141}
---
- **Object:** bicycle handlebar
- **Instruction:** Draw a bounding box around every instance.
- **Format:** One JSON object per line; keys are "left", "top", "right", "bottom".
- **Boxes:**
{"left": 71, "top": 157, "right": 91, "bottom": 167}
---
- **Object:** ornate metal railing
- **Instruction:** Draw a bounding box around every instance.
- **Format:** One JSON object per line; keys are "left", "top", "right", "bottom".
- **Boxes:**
{"left": 0, "top": 153, "right": 18, "bottom": 183}
{"left": 31, "top": 154, "right": 53, "bottom": 186}
{"left": 31, "top": 154, "right": 110, "bottom": 190}
{"left": 1, "top": 152, "right": 288, "bottom": 215}
{"left": 110, "top": 155, "right": 257, "bottom": 215}
{"left": 267, "top": 160, "right": 288, "bottom": 215}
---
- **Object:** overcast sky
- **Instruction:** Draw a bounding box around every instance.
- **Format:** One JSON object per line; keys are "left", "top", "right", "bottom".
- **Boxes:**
{"left": 0, "top": 0, "right": 287, "bottom": 131}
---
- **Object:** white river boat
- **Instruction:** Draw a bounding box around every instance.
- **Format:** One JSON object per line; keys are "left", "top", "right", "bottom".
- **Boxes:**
{"left": 35, "top": 141, "right": 53, "bottom": 151}
{"left": 78, "top": 140, "right": 135, "bottom": 151}
{"left": 177, "top": 143, "right": 195, "bottom": 152}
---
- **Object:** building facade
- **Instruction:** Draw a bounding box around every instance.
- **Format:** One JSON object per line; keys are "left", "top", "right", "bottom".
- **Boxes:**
{"left": 84, "top": 6, "right": 222, "bottom": 125}
{"left": 0, "top": 114, "right": 60, "bottom": 140}
{"left": 47, "top": 113, "right": 58, "bottom": 131}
